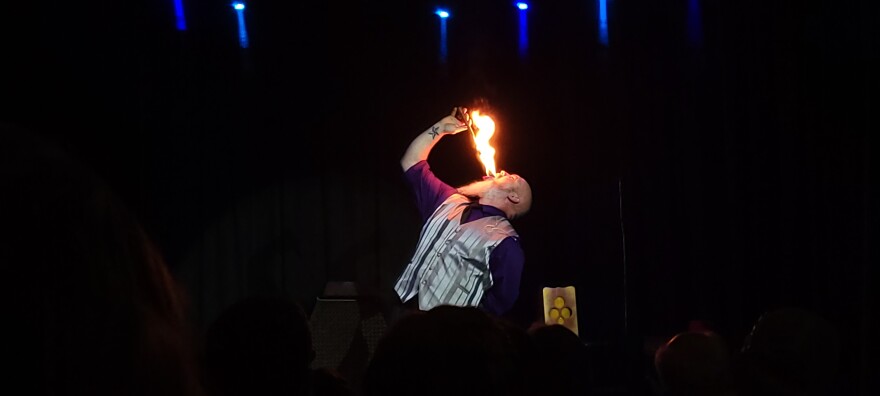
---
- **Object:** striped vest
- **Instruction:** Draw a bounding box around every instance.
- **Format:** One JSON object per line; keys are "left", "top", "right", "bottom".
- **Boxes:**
{"left": 394, "top": 194, "right": 518, "bottom": 311}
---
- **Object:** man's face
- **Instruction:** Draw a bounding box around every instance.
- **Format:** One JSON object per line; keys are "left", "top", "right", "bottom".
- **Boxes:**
{"left": 457, "top": 171, "right": 532, "bottom": 215}
{"left": 492, "top": 171, "right": 521, "bottom": 190}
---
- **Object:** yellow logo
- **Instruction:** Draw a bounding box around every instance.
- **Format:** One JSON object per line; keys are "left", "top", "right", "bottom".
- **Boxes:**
{"left": 542, "top": 286, "right": 579, "bottom": 335}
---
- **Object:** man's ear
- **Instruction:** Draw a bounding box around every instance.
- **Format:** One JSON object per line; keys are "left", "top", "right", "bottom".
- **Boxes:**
{"left": 507, "top": 191, "right": 521, "bottom": 204}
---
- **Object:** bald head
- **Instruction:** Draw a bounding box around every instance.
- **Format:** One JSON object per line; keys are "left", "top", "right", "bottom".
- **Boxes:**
{"left": 505, "top": 174, "right": 532, "bottom": 219}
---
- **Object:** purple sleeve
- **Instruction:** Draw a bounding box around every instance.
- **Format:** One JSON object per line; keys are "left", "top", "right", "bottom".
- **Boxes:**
{"left": 403, "top": 160, "right": 456, "bottom": 222}
{"left": 481, "top": 237, "right": 525, "bottom": 316}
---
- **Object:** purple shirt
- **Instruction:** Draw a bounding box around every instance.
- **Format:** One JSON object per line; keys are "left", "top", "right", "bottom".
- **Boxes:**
{"left": 404, "top": 160, "right": 524, "bottom": 316}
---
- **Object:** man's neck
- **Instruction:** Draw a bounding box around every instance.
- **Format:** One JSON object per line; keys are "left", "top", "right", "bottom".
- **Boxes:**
{"left": 478, "top": 197, "right": 510, "bottom": 218}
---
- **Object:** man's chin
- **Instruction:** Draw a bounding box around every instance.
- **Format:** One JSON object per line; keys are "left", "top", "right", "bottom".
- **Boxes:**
{"left": 457, "top": 180, "right": 493, "bottom": 198}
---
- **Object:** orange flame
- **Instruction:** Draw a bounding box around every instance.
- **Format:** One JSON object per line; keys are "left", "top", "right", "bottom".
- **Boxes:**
{"left": 471, "top": 110, "right": 497, "bottom": 177}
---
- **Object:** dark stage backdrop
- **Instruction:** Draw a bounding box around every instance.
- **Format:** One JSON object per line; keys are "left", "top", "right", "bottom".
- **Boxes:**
{"left": 4, "top": 0, "right": 875, "bottom": 393}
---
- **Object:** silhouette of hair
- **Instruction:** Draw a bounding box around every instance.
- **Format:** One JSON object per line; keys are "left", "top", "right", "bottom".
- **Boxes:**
{"left": 1, "top": 123, "right": 202, "bottom": 395}
{"left": 202, "top": 296, "right": 315, "bottom": 396}
{"left": 654, "top": 331, "right": 732, "bottom": 396}
{"left": 362, "top": 305, "right": 524, "bottom": 396}
{"left": 311, "top": 367, "right": 355, "bottom": 396}
{"left": 736, "top": 307, "right": 839, "bottom": 396}
{"left": 528, "top": 324, "right": 589, "bottom": 395}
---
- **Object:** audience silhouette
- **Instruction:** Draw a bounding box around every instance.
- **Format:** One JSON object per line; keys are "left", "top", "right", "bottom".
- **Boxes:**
{"left": 362, "top": 305, "right": 530, "bottom": 396}
{"left": 2, "top": 124, "right": 203, "bottom": 395}
{"left": 528, "top": 324, "right": 590, "bottom": 395}
{"left": 735, "top": 307, "right": 839, "bottom": 396}
{"left": 202, "top": 296, "right": 319, "bottom": 396}
{"left": 654, "top": 330, "right": 735, "bottom": 396}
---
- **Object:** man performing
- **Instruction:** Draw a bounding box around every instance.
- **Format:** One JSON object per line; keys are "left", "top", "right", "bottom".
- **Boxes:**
{"left": 393, "top": 110, "right": 533, "bottom": 317}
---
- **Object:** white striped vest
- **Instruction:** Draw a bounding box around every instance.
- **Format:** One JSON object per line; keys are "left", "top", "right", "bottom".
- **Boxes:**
{"left": 394, "top": 194, "right": 518, "bottom": 311}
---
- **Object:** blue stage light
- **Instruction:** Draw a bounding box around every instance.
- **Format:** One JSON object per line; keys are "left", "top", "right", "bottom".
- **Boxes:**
{"left": 173, "top": 0, "right": 186, "bottom": 30}
{"left": 435, "top": 9, "right": 450, "bottom": 62}
{"left": 687, "top": 0, "right": 703, "bottom": 48}
{"left": 598, "top": 0, "right": 609, "bottom": 46}
{"left": 232, "top": 2, "right": 249, "bottom": 48}
{"left": 517, "top": 3, "right": 529, "bottom": 57}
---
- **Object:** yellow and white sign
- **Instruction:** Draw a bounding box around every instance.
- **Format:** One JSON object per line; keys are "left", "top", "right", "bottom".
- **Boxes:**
{"left": 542, "top": 286, "right": 579, "bottom": 335}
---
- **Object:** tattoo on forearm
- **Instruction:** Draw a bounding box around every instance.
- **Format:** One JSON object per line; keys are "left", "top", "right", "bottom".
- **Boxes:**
{"left": 429, "top": 125, "right": 440, "bottom": 139}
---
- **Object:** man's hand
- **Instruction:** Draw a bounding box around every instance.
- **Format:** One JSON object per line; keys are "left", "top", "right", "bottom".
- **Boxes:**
{"left": 427, "top": 116, "right": 468, "bottom": 139}
{"left": 400, "top": 111, "right": 470, "bottom": 172}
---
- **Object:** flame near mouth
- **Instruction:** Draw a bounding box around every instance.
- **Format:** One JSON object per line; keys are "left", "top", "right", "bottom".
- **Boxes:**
{"left": 471, "top": 110, "right": 497, "bottom": 177}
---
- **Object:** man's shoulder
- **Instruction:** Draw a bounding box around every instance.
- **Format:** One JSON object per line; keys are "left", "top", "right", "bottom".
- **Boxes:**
{"left": 501, "top": 234, "right": 522, "bottom": 247}
{"left": 495, "top": 218, "right": 520, "bottom": 239}
{"left": 474, "top": 218, "right": 519, "bottom": 242}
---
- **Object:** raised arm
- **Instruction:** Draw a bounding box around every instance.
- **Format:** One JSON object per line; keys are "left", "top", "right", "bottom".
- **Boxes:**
{"left": 400, "top": 113, "right": 468, "bottom": 172}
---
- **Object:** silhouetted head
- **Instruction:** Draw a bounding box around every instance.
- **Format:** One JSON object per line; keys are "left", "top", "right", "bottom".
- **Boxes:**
{"left": 654, "top": 331, "right": 732, "bottom": 396}
{"left": 737, "top": 307, "right": 839, "bottom": 396}
{"left": 1, "top": 123, "right": 202, "bottom": 396}
{"left": 528, "top": 324, "right": 588, "bottom": 394}
{"left": 362, "top": 305, "right": 523, "bottom": 396}
{"left": 203, "top": 296, "right": 314, "bottom": 396}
